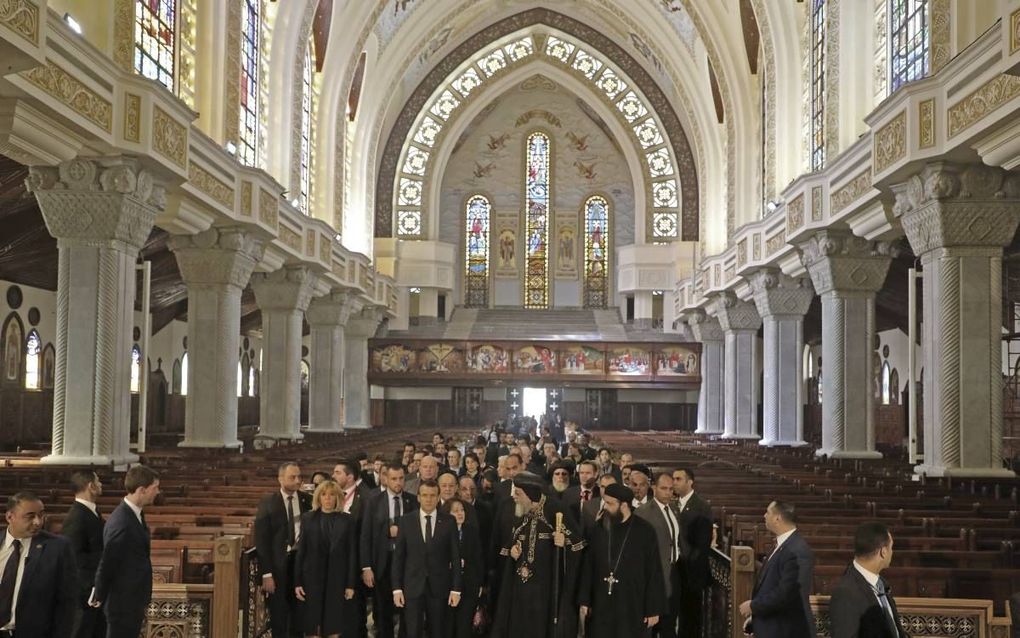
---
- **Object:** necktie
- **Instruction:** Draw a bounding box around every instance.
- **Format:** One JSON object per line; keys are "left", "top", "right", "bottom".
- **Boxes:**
{"left": 286, "top": 495, "right": 295, "bottom": 547}
{"left": 0, "top": 539, "right": 22, "bottom": 627}
{"left": 582, "top": 489, "right": 591, "bottom": 502}
{"left": 393, "top": 495, "right": 401, "bottom": 520}
{"left": 875, "top": 579, "right": 899, "bottom": 635}
{"left": 425, "top": 514, "right": 433, "bottom": 543}
{"left": 663, "top": 504, "right": 678, "bottom": 562}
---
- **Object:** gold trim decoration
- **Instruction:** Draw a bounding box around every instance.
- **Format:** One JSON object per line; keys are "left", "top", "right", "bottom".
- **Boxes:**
{"left": 948, "top": 74, "right": 1020, "bottom": 138}
{"left": 766, "top": 230, "right": 786, "bottom": 257}
{"left": 736, "top": 238, "right": 747, "bottom": 268}
{"left": 223, "top": 0, "right": 242, "bottom": 147}
{"left": 1012, "top": 9, "right": 1020, "bottom": 55}
{"left": 873, "top": 110, "right": 906, "bottom": 173}
{"left": 112, "top": 0, "right": 133, "bottom": 72}
{"left": 305, "top": 229, "right": 316, "bottom": 257}
{"left": 786, "top": 194, "right": 804, "bottom": 235}
{"left": 258, "top": 189, "right": 278, "bottom": 229}
{"left": 280, "top": 226, "right": 302, "bottom": 252}
{"left": 918, "top": 98, "right": 935, "bottom": 149}
{"left": 188, "top": 163, "right": 234, "bottom": 208}
{"left": 319, "top": 235, "right": 331, "bottom": 262}
{"left": 22, "top": 61, "right": 112, "bottom": 132}
{"left": 811, "top": 186, "right": 823, "bottom": 221}
{"left": 830, "top": 168, "right": 872, "bottom": 215}
{"left": 123, "top": 93, "right": 141, "bottom": 143}
{"left": 0, "top": 0, "right": 39, "bottom": 45}
{"left": 930, "top": 0, "right": 951, "bottom": 73}
{"left": 240, "top": 181, "right": 253, "bottom": 217}
{"left": 152, "top": 106, "right": 188, "bottom": 168}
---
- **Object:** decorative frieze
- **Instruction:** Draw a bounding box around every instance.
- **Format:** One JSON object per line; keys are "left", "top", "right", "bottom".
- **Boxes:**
{"left": 319, "top": 235, "right": 331, "bottom": 262}
{"left": 947, "top": 74, "right": 1020, "bottom": 138}
{"left": 766, "top": 230, "right": 786, "bottom": 257}
{"left": 240, "top": 181, "right": 253, "bottom": 217}
{"left": 736, "top": 238, "right": 747, "bottom": 268}
{"left": 188, "top": 163, "right": 234, "bottom": 209}
{"left": 112, "top": 0, "right": 132, "bottom": 72}
{"left": 0, "top": 0, "right": 39, "bottom": 45}
{"left": 830, "top": 169, "right": 872, "bottom": 215}
{"left": 811, "top": 186, "right": 823, "bottom": 221}
{"left": 305, "top": 229, "right": 316, "bottom": 257}
{"left": 930, "top": 0, "right": 951, "bottom": 73}
{"left": 258, "top": 188, "right": 278, "bottom": 228}
{"left": 152, "top": 106, "right": 188, "bottom": 168}
{"left": 23, "top": 61, "right": 112, "bottom": 132}
{"left": 279, "top": 226, "right": 303, "bottom": 253}
{"left": 919, "top": 99, "right": 935, "bottom": 149}
{"left": 787, "top": 194, "right": 804, "bottom": 234}
{"left": 874, "top": 111, "right": 906, "bottom": 173}
{"left": 123, "top": 93, "right": 141, "bottom": 143}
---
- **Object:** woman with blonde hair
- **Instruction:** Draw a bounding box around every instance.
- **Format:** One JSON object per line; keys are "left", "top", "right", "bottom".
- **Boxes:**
{"left": 294, "top": 480, "right": 358, "bottom": 638}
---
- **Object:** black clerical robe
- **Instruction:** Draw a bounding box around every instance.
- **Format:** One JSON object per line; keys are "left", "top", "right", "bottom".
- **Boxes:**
{"left": 578, "top": 514, "right": 665, "bottom": 638}
{"left": 491, "top": 495, "right": 585, "bottom": 638}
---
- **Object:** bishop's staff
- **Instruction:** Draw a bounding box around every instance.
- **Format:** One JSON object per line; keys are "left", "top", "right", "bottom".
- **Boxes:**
{"left": 552, "top": 511, "right": 565, "bottom": 635}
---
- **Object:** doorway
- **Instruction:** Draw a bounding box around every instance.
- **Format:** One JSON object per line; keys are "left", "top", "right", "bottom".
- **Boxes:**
{"left": 522, "top": 387, "right": 546, "bottom": 420}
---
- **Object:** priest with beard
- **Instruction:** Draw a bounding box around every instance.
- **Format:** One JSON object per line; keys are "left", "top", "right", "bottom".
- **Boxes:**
{"left": 491, "top": 472, "right": 585, "bottom": 638}
{"left": 579, "top": 483, "right": 665, "bottom": 638}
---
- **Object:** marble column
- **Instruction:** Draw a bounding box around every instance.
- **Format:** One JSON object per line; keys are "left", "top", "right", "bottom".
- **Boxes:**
{"left": 707, "top": 292, "right": 762, "bottom": 439}
{"left": 251, "top": 266, "right": 318, "bottom": 439}
{"left": 27, "top": 158, "right": 165, "bottom": 466}
{"left": 800, "top": 230, "right": 895, "bottom": 458}
{"left": 749, "top": 269, "right": 815, "bottom": 446}
{"left": 685, "top": 309, "right": 725, "bottom": 435}
{"left": 169, "top": 228, "right": 263, "bottom": 448}
{"left": 893, "top": 164, "right": 1020, "bottom": 477}
{"left": 305, "top": 291, "right": 354, "bottom": 433}
{"left": 343, "top": 306, "right": 382, "bottom": 429}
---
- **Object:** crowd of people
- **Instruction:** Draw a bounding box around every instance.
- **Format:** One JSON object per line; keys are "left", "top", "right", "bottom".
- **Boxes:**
{"left": 0, "top": 426, "right": 910, "bottom": 638}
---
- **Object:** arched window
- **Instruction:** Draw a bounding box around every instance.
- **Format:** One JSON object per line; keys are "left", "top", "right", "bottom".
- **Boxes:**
{"left": 238, "top": 0, "right": 261, "bottom": 167}
{"left": 524, "top": 131, "right": 551, "bottom": 309}
{"left": 464, "top": 195, "right": 491, "bottom": 308}
{"left": 890, "top": 0, "right": 929, "bottom": 92}
{"left": 881, "top": 361, "right": 891, "bottom": 405}
{"left": 180, "top": 352, "right": 189, "bottom": 396}
{"left": 130, "top": 345, "right": 142, "bottom": 394}
{"left": 809, "top": 0, "right": 826, "bottom": 171}
{"left": 803, "top": 345, "right": 814, "bottom": 380}
{"left": 299, "top": 45, "right": 313, "bottom": 214}
{"left": 24, "top": 330, "right": 40, "bottom": 390}
{"left": 135, "top": 0, "right": 176, "bottom": 92}
{"left": 239, "top": 353, "right": 250, "bottom": 397}
{"left": 300, "top": 360, "right": 310, "bottom": 392}
{"left": 171, "top": 358, "right": 181, "bottom": 394}
{"left": 889, "top": 368, "right": 900, "bottom": 405}
{"left": 582, "top": 195, "right": 609, "bottom": 309}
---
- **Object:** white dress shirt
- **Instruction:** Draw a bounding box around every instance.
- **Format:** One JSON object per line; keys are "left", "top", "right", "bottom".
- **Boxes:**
{"left": 419, "top": 508, "right": 436, "bottom": 543}
{"left": 767, "top": 528, "right": 796, "bottom": 562}
{"left": 0, "top": 531, "right": 30, "bottom": 631}
{"left": 123, "top": 497, "right": 144, "bottom": 525}
{"left": 656, "top": 499, "right": 680, "bottom": 561}
{"left": 75, "top": 498, "right": 99, "bottom": 516}
{"left": 853, "top": 561, "right": 898, "bottom": 626}
{"left": 632, "top": 495, "right": 649, "bottom": 509}
{"left": 281, "top": 488, "right": 302, "bottom": 544}
{"left": 677, "top": 491, "right": 695, "bottom": 512}
{"left": 386, "top": 489, "right": 405, "bottom": 520}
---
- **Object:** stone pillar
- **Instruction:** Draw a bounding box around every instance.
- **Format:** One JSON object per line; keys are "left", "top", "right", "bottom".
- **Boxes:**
{"left": 251, "top": 267, "right": 318, "bottom": 439}
{"left": 417, "top": 288, "right": 439, "bottom": 325}
{"left": 343, "top": 307, "right": 381, "bottom": 429}
{"left": 27, "top": 158, "right": 165, "bottom": 466}
{"left": 749, "top": 269, "right": 815, "bottom": 446}
{"left": 685, "top": 309, "right": 725, "bottom": 435}
{"left": 893, "top": 164, "right": 1020, "bottom": 477}
{"left": 305, "top": 291, "right": 354, "bottom": 433}
{"left": 633, "top": 291, "right": 654, "bottom": 329}
{"left": 169, "top": 228, "right": 263, "bottom": 448}
{"left": 707, "top": 292, "right": 762, "bottom": 439}
{"left": 800, "top": 230, "right": 895, "bottom": 459}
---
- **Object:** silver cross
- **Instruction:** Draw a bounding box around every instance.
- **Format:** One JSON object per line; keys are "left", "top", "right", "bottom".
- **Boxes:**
{"left": 549, "top": 402, "right": 559, "bottom": 411}
{"left": 510, "top": 389, "right": 520, "bottom": 398}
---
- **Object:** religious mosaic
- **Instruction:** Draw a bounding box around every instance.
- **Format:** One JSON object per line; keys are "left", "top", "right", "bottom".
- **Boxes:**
{"left": 468, "top": 344, "right": 510, "bottom": 373}
{"left": 371, "top": 344, "right": 418, "bottom": 373}
{"left": 608, "top": 347, "right": 651, "bottom": 375}
{"left": 514, "top": 345, "right": 556, "bottom": 374}
{"left": 655, "top": 347, "right": 699, "bottom": 376}
{"left": 560, "top": 345, "right": 604, "bottom": 375}
{"left": 419, "top": 343, "right": 465, "bottom": 373}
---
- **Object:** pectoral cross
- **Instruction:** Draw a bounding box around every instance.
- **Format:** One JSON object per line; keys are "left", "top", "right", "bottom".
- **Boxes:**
{"left": 604, "top": 572, "right": 619, "bottom": 595}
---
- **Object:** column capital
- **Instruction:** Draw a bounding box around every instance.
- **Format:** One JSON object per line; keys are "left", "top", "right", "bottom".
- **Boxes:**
{"left": 251, "top": 266, "right": 318, "bottom": 312}
{"left": 682, "top": 308, "right": 724, "bottom": 342}
{"left": 749, "top": 268, "right": 815, "bottom": 318}
{"left": 169, "top": 228, "right": 264, "bottom": 288}
{"left": 306, "top": 290, "right": 356, "bottom": 326}
{"left": 345, "top": 307, "right": 383, "bottom": 338}
{"left": 707, "top": 291, "right": 761, "bottom": 332}
{"left": 27, "top": 157, "right": 166, "bottom": 250}
{"left": 892, "top": 163, "right": 1020, "bottom": 254}
{"left": 798, "top": 230, "right": 897, "bottom": 296}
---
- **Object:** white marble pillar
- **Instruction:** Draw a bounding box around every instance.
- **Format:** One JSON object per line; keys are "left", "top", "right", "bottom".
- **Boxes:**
{"left": 685, "top": 309, "right": 725, "bottom": 435}
{"left": 749, "top": 269, "right": 815, "bottom": 446}
{"left": 893, "top": 164, "right": 1020, "bottom": 477}
{"left": 305, "top": 291, "right": 354, "bottom": 433}
{"left": 28, "top": 158, "right": 164, "bottom": 466}
{"left": 170, "top": 228, "right": 263, "bottom": 447}
{"left": 633, "top": 291, "right": 654, "bottom": 329}
{"left": 251, "top": 267, "right": 318, "bottom": 439}
{"left": 800, "top": 230, "right": 895, "bottom": 459}
{"left": 343, "top": 307, "right": 382, "bottom": 429}
{"left": 708, "top": 292, "right": 761, "bottom": 439}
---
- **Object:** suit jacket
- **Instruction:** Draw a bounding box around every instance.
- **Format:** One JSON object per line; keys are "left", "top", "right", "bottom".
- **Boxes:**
{"left": 677, "top": 493, "right": 713, "bottom": 591}
{"left": 828, "top": 564, "right": 907, "bottom": 638}
{"left": 93, "top": 501, "right": 152, "bottom": 621}
{"left": 562, "top": 484, "right": 599, "bottom": 525}
{"left": 635, "top": 499, "right": 682, "bottom": 598}
{"left": 750, "top": 531, "right": 816, "bottom": 638}
{"left": 391, "top": 509, "right": 462, "bottom": 599}
{"left": 3, "top": 529, "right": 77, "bottom": 637}
{"left": 60, "top": 500, "right": 104, "bottom": 599}
{"left": 253, "top": 490, "right": 313, "bottom": 587}
{"left": 359, "top": 490, "right": 418, "bottom": 574}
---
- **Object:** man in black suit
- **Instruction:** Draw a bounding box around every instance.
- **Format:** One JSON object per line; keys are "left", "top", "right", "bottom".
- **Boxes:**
{"left": 334, "top": 459, "right": 371, "bottom": 637}
{"left": 635, "top": 473, "right": 683, "bottom": 638}
{"left": 562, "top": 460, "right": 600, "bottom": 525}
{"left": 829, "top": 523, "right": 907, "bottom": 638}
{"left": 739, "top": 501, "right": 816, "bottom": 638}
{"left": 62, "top": 470, "right": 106, "bottom": 638}
{"left": 392, "top": 480, "right": 462, "bottom": 638}
{"left": 254, "top": 461, "right": 312, "bottom": 638}
{"left": 361, "top": 462, "right": 418, "bottom": 638}
{"left": 673, "top": 467, "right": 713, "bottom": 638}
{"left": 1, "top": 492, "right": 77, "bottom": 637}
{"left": 92, "top": 464, "right": 161, "bottom": 638}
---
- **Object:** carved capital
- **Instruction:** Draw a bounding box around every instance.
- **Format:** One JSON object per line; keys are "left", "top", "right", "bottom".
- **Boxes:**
{"left": 798, "top": 230, "right": 897, "bottom": 296}
{"left": 682, "top": 309, "right": 724, "bottom": 342}
{"left": 169, "top": 228, "right": 264, "bottom": 289}
{"left": 250, "top": 266, "right": 318, "bottom": 312}
{"left": 892, "top": 163, "right": 1020, "bottom": 254}
{"left": 707, "top": 291, "right": 761, "bottom": 332}
{"left": 306, "top": 291, "right": 355, "bottom": 326}
{"left": 345, "top": 306, "right": 383, "bottom": 339}
{"left": 749, "top": 268, "right": 815, "bottom": 318}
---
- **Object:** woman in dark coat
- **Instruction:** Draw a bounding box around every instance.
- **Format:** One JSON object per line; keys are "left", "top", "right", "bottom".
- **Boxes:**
{"left": 294, "top": 480, "right": 358, "bottom": 638}
{"left": 444, "top": 498, "right": 485, "bottom": 638}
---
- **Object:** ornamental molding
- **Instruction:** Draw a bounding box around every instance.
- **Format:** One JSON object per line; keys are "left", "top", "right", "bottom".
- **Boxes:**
{"left": 152, "top": 106, "right": 188, "bottom": 168}
{"left": 930, "top": 0, "right": 951, "bottom": 73}
{"left": 707, "top": 291, "right": 761, "bottom": 332}
{"left": 811, "top": 186, "right": 823, "bottom": 221}
{"left": 169, "top": 227, "right": 265, "bottom": 289}
{"left": 22, "top": 60, "right": 112, "bottom": 132}
{"left": 280, "top": 225, "right": 303, "bottom": 253}
{"left": 0, "top": 0, "right": 39, "bottom": 45}
{"left": 830, "top": 168, "right": 872, "bottom": 216}
{"left": 112, "top": 0, "right": 133, "bottom": 72}
{"left": 873, "top": 110, "right": 906, "bottom": 173}
{"left": 787, "top": 194, "right": 804, "bottom": 234}
{"left": 251, "top": 266, "right": 319, "bottom": 312}
{"left": 749, "top": 269, "right": 814, "bottom": 318}
{"left": 798, "top": 230, "right": 897, "bottom": 296}
{"left": 258, "top": 188, "right": 279, "bottom": 229}
{"left": 188, "top": 163, "right": 234, "bottom": 209}
{"left": 947, "top": 74, "right": 1020, "bottom": 138}
{"left": 123, "top": 93, "right": 141, "bottom": 143}
{"left": 918, "top": 98, "right": 935, "bottom": 149}
{"left": 765, "top": 230, "right": 786, "bottom": 257}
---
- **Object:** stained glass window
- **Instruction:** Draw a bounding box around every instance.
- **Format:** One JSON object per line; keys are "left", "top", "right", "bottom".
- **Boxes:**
{"left": 583, "top": 195, "right": 610, "bottom": 309}
{"left": 299, "top": 45, "right": 312, "bottom": 214}
{"left": 134, "top": 0, "right": 176, "bottom": 92}
{"left": 524, "top": 132, "right": 550, "bottom": 309}
{"left": 890, "top": 0, "right": 929, "bottom": 92}
{"left": 24, "top": 330, "right": 40, "bottom": 390}
{"left": 810, "top": 0, "right": 826, "bottom": 171}
{"left": 238, "top": 0, "right": 261, "bottom": 167}
{"left": 464, "top": 195, "right": 491, "bottom": 308}
{"left": 130, "top": 345, "right": 141, "bottom": 394}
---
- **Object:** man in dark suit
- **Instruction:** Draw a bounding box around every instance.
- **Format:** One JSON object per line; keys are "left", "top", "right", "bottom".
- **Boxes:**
{"left": 62, "top": 470, "right": 106, "bottom": 638}
{"left": 673, "top": 467, "right": 714, "bottom": 638}
{"left": 829, "top": 522, "right": 908, "bottom": 638}
{"left": 739, "top": 501, "right": 816, "bottom": 638}
{"left": 92, "top": 464, "right": 161, "bottom": 638}
{"left": 562, "top": 460, "right": 600, "bottom": 525}
{"left": 334, "top": 459, "right": 370, "bottom": 637}
{"left": 636, "top": 473, "right": 683, "bottom": 638}
{"left": 254, "top": 461, "right": 312, "bottom": 638}
{"left": 361, "top": 462, "right": 418, "bottom": 638}
{"left": 392, "top": 480, "right": 462, "bottom": 638}
{"left": 1, "top": 492, "right": 77, "bottom": 637}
